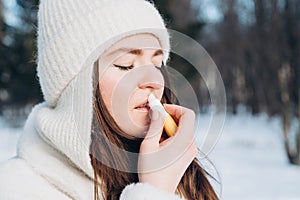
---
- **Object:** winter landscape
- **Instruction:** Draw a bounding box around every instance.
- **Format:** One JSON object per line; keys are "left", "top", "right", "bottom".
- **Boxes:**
{"left": 1, "top": 0, "right": 300, "bottom": 199}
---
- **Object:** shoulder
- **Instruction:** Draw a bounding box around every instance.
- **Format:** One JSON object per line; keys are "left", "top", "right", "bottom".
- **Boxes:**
{"left": 120, "top": 183, "right": 185, "bottom": 200}
{"left": 0, "top": 158, "right": 70, "bottom": 200}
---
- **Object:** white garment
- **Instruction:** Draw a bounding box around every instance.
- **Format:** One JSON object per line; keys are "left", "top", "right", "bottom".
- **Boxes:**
{"left": 0, "top": 103, "right": 184, "bottom": 200}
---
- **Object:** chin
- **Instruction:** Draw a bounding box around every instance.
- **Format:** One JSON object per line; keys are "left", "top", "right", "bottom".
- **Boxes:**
{"left": 121, "top": 113, "right": 151, "bottom": 138}
{"left": 125, "top": 124, "right": 150, "bottom": 139}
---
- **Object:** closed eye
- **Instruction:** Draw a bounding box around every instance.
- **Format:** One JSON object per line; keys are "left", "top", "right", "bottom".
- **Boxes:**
{"left": 113, "top": 64, "right": 163, "bottom": 71}
{"left": 113, "top": 64, "right": 134, "bottom": 71}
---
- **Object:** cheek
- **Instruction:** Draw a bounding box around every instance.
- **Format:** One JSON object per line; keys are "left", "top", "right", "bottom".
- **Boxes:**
{"left": 99, "top": 70, "right": 132, "bottom": 126}
{"left": 99, "top": 75, "right": 115, "bottom": 111}
{"left": 99, "top": 71, "right": 127, "bottom": 113}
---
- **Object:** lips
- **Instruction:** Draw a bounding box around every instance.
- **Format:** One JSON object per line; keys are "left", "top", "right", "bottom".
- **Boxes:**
{"left": 134, "top": 99, "right": 150, "bottom": 111}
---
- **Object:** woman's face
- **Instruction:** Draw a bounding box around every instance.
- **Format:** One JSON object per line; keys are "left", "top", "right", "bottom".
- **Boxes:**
{"left": 97, "top": 34, "right": 165, "bottom": 138}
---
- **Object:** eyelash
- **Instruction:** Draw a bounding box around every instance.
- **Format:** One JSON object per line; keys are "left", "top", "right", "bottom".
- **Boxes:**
{"left": 113, "top": 64, "right": 134, "bottom": 71}
{"left": 113, "top": 64, "right": 162, "bottom": 71}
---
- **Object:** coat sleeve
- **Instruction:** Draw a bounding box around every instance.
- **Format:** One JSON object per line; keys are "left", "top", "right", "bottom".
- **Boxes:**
{"left": 120, "top": 183, "right": 185, "bottom": 200}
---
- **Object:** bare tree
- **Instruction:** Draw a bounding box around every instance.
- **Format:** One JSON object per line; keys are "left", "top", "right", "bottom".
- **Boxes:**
{"left": 203, "top": 0, "right": 300, "bottom": 165}
{"left": 0, "top": 0, "right": 4, "bottom": 41}
{"left": 280, "top": 0, "right": 300, "bottom": 165}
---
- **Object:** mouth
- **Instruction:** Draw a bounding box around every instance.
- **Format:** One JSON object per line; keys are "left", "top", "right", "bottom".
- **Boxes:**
{"left": 134, "top": 100, "right": 150, "bottom": 112}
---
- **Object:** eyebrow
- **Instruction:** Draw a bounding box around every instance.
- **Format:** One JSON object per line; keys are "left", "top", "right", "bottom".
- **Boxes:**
{"left": 106, "top": 48, "right": 163, "bottom": 58}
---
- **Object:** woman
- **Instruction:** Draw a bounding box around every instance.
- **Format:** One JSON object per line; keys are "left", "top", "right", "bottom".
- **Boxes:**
{"left": 0, "top": 0, "right": 218, "bottom": 199}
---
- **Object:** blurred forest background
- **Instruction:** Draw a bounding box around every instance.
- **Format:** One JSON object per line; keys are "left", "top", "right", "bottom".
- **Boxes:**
{"left": 0, "top": 0, "right": 299, "bottom": 165}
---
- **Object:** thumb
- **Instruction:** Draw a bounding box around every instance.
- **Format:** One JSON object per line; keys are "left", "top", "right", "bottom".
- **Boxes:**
{"left": 144, "top": 109, "right": 165, "bottom": 146}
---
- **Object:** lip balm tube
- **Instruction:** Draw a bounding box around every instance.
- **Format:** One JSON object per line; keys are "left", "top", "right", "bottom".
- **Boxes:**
{"left": 148, "top": 93, "right": 177, "bottom": 137}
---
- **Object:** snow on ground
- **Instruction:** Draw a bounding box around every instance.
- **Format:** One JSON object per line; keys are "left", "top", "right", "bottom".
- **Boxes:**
{"left": 0, "top": 111, "right": 300, "bottom": 199}
{"left": 208, "top": 112, "right": 300, "bottom": 200}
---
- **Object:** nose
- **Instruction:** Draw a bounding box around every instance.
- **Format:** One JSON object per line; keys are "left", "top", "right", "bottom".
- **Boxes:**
{"left": 138, "top": 65, "right": 164, "bottom": 90}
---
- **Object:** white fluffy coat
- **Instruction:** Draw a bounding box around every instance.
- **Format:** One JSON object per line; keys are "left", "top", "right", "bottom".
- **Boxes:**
{"left": 0, "top": 104, "right": 184, "bottom": 200}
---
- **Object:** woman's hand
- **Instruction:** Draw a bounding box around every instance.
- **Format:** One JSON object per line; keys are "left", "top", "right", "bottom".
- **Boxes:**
{"left": 138, "top": 104, "right": 198, "bottom": 194}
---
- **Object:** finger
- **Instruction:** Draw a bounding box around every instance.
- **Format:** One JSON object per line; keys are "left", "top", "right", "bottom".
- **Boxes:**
{"left": 163, "top": 104, "right": 183, "bottom": 122}
{"left": 143, "top": 109, "right": 165, "bottom": 147}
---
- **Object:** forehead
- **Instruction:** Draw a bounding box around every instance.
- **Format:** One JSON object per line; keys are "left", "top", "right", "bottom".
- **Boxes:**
{"left": 103, "top": 34, "right": 162, "bottom": 57}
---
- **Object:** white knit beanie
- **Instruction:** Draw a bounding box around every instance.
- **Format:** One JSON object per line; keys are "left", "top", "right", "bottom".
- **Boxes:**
{"left": 35, "top": 0, "right": 170, "bottom": 178}
{"left": 37, "top": 0, "right": 170, "bottom": 107}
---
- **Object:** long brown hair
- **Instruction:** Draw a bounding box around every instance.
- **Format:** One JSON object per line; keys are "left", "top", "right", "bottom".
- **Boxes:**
{"left": 90, "top": 61, "right": 219, "bottom": 200}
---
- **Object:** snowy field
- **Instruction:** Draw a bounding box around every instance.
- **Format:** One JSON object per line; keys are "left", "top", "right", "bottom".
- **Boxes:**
{"left": 1, "top": 111, "right": 300, "bottom": 199}
{"left": 207, "top": 112, "right": 300, "bottom": 200}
